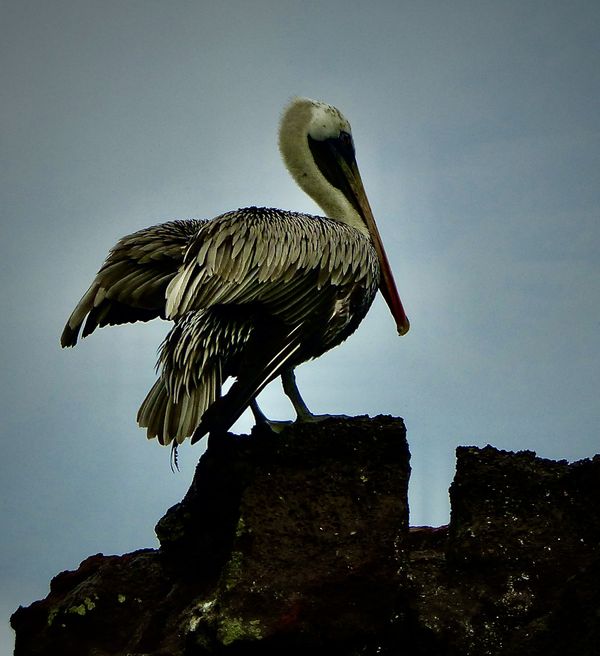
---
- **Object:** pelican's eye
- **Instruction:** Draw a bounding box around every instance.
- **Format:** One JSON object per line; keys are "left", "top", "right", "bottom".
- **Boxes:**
{"left": 339, "top": 131, "right": 354, "bottom": 148}
{"left": 336, "top": 130, "right": 356, "bottom": 163}
{"left": 339, "top": 131, "right": 353, "bottom": 146}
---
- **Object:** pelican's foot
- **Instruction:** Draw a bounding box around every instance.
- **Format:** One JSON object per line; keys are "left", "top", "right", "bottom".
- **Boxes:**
{"left": 295, "top": 412, "right": 350, "bottom": 424}
{"left": 256, "top": 414, "right": 348, "bottom": 435}
{"left": 261, "top": 418, "right": 294, "bottom": 434}
{"left": 250, "top": 399, "right": 349, "bottom": 435}
{"left": 250, "top": 400, "right": 294, "bottom": 434}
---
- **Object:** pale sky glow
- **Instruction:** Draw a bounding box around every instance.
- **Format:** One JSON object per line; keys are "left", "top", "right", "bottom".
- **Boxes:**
{"left": 2, "top": 1, "right": 599, "bottom": 651}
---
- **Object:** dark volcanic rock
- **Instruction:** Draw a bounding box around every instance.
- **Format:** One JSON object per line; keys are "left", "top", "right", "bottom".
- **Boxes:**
{"left": 12, "top": 415, "right": 410, "bottom": 655}
{"left": 405, "top": 447, "right": 600, "bottom": 656}
{"left": 10, "top": 550, "right": 175, "bottom": 656}
{"left": 11, "top": 420, "right": 600, "bottom": 656}
{"left": 159, "top": 414, "right": 411, "bottom": 651}
{"left": 445, "top": 446, "right": 600, "bottom": 656}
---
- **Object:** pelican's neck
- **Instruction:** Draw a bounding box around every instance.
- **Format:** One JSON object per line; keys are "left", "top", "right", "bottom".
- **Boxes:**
{"left": 279, "top": 98, "right": 369, "bottom": 237}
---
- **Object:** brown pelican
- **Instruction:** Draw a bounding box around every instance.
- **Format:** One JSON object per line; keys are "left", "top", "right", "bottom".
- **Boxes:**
{"left": 61, "top": 97, "right": 409, "bottom": 446}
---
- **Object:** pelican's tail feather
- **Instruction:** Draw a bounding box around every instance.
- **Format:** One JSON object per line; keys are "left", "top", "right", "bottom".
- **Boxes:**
{"left": 138, "top": 307, "right": 254, "bottom": 446}
{"left": 137, "top": 369, "right": 221, "bottom": 446}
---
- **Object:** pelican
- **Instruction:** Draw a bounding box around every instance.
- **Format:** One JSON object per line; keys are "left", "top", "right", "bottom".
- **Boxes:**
{"left": 61, "top": 97, "right": 410, "bottom": 446}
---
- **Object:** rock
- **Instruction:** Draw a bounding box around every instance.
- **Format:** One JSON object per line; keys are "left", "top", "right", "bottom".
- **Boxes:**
{"left": 445, "top": 446, "right": 600, "bottom": 656}
{"left": 11, "top": 419, "right": 600, "bottom": 655}
{"left": 12, "top": 415, "right": 410, "bottom": 654}
{"left": 405, "top": 446, "right": 600, "bottom": 656}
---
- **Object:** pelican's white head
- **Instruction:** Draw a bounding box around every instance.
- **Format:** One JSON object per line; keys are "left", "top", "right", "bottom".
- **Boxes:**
{"left": 278, "top": 97, "right": 365, "bottom": 233}
{"left": 304, "top": 99, "right": 352, "bottom": 141}
{"left": 278, "top": 97, "right": 410, "bottom": 336}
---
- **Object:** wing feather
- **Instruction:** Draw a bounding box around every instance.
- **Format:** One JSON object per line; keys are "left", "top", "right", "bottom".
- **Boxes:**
{"left": 61, "top": 219, "right": 203, "bottom": 346}
{"left": 166, "top": 209, "right": 378, "bottom": 325}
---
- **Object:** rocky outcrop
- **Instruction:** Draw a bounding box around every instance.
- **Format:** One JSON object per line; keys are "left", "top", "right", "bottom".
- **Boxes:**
{"left": 410, "top": 446, "right": 600, "bottom": 655}
{"left": 11, "top": 416, "right": 600, "bottom": 655}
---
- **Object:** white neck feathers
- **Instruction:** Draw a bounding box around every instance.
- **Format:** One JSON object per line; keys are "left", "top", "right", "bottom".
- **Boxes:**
{"left": 278, "top": 98, "right": 367, "bottom": 235}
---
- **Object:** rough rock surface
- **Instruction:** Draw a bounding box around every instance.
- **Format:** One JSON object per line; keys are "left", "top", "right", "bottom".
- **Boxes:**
{"left": 11, "top": 416, "right": 600, "bottom": 655}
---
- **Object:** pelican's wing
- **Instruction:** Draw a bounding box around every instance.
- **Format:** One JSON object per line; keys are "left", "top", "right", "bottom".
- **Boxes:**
{"left": 165, "top": 209, "right": 378, "bottom": 321}
{"left": 61, "top": 220, "right": 203, "bottom": 346}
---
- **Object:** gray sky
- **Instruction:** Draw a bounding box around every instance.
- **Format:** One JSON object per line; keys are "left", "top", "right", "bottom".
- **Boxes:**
{"left": 2, "top": 0, "right": 599, "bottom": 650}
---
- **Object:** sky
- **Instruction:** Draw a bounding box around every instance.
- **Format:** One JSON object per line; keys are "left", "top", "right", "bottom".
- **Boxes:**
{"left": 2, "top": 0, "right": 599, "bottom": 650}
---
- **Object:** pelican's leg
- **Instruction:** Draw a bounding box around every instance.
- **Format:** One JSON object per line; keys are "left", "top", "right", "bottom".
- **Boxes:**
{"left": 249, "top": 398, "right": 292, "bottom": 433}
{"left": 281, "top": 368, "right": 314, "bottom": 420}
{"left": 281, "top": 368, "right": 349, "bottom": 424}
{"left": 250, "top": 368, "right": 344, "bottom": 434}
{"left": 249, "top": 399, "right": 269, "bottom": 424}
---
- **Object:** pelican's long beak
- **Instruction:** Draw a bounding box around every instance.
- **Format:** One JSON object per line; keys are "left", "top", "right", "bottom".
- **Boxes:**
{"left": 340, "top": 157, "right": 410, "bottom": 336}
{"left": 308, "top": 133, "right": 410, "bottom": 336}
{"left": 350, "top": 165, "right": 410, "bottom": 336}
